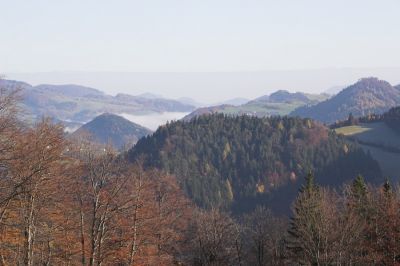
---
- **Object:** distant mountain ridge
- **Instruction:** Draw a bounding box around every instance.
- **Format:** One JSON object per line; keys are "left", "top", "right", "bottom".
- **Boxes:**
{"left": 183, "top": 104, "right": 234, "bottom": 121}
{"left": 0, "top": 79, "right": 196, "bottom": 126}
{"left": 184, "top": 90, "right": 329, "bottom": 121}
{"left": 291, "top": 77, "right": 400, "bottom": 124}
{"left": 72, "top": 113, "right": 152, "bottom": 149}
{"left": 254, "top": 90, "right": 311, "bottom": 103}
{"left": 34, "top": 84, "right": 104, "bottom": 98}
{"left": 215, "top": 97, "right": 250, "bottom": 106}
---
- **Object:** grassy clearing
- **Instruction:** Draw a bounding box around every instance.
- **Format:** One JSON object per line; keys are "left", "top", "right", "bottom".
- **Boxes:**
{"left": 336, "top": 122, "right": 400, "bottom": 149}
{"left": 336, "top": 122, "right": 400, "bottom": 181}
{"left": 222, "top": 102, "right": 303, "bottom": 116}
{"left": 335, "top": 125, "right": 372, "bottom": 135}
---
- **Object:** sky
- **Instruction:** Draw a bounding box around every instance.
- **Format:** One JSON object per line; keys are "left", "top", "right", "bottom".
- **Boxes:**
{"left": 2, "top": 0, "right": 400, "bottom": 102}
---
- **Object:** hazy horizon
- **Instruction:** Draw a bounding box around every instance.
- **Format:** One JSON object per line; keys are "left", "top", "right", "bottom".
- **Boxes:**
{"left": 5, "top": 68, "right": 400, "bottom": 103}
{"left": 2, "top": 0, "right": 400, "bottom": 102}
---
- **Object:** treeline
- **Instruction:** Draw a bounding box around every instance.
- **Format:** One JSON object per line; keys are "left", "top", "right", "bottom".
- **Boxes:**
{"left": 188, "top": 173, "right": 400, "bottom": 265}
{"left": 329, "top": 112, "right": 384, "bottom": 129}
{"left": 331, "top": 106, "right": 400, "bottom": 133}
{"left": 129, "top": 114, "right": 381, "bottom": 211}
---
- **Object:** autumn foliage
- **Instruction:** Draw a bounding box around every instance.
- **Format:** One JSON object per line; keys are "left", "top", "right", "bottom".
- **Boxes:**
{"left": 0, "top": 87, "right": 191, "bottom": 265}
{"left": 2, "top": 85, "right": 400, "bottom": 266}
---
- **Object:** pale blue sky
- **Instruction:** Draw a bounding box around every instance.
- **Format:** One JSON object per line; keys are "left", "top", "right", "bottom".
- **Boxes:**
{"left": 2, "top": 0, "right": 400, "bottom": 101}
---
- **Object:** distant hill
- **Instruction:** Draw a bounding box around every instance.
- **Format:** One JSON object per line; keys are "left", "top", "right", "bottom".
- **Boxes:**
{"left": 0, "top": 79, "right": 31, "bottom": 90}
{"left": 183, "top": 90, "right": 329, "bottom": 121}
{"left": 128, "top": 114, "right": 381, "bottom": 213}
{"left": 291, "top": 77, "right": 400, "bottom": 124}
{"left": 215, "top": 97, "right": 250, "bottom": 106}
{"left": 182, "top": 104, "right": 234, "bottom": 121}
{"left": 34, "top": 84, "right": 104, "bottom": 98}
{"left": 255, "top": 90, "right": 310, "bottom": 103}
{"left": 0, "top": 79, "right": 196, "bottom": 125}
{"left": 177, "top": 97, "right": 205, "bottom": 107}
{"left": 73, "top": 113, "right": 152, "bottom": 149}
{"left": 136, "top": 92, "right": 164, "bottom": 99}
{"left": 324, "top": 85, "right": 346, "bottom": 95}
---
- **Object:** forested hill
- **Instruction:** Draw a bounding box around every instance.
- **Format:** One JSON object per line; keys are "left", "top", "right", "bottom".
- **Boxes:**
{"left": 291, "top": 77, "right": 400, "bottom": 124}
{"left": 128, "top": 114, "right": 381, "bottom": 213}
{"left": 72, "top": 113, "right": 152, "bottom": 149}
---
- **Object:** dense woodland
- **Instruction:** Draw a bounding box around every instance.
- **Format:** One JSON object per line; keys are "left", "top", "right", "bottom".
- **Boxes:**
{"left": 129, "top": 114, "right": 381, "bottom": 212}
{"left": 1, "top": 86, "right": 400, "bottom": 265}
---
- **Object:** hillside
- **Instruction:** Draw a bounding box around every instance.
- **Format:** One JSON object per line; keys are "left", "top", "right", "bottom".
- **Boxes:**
{"left": 183, "top": 90, "right": 329, "bottom": 120}
{"left": 291, "top": 77, "right": 400, "bottom": 124}
{"left": 0, "top": 79, "right": 195, "bottom": 125}
{"left": 34, "top": 84, "right": 104, "bottom": 98}
{"left": 255, "top": 90, "right": 311, "bottom": 103}
{"left": 335, "top": 106, "right": 400, "bottom": 180}
{"left": 215, "top": 97, "right": 250, "bottom": 106}
{"left": 335, "top": 122, "right": 400, "bottom": 180}
{"left": 383, "top": 106, "right": 400, "bottom": 134}
{"left": 128, "top": 114, "right": 381, "bottom": 213}
{"left": 73, "top": 113, "right": 152, "bottom": 149}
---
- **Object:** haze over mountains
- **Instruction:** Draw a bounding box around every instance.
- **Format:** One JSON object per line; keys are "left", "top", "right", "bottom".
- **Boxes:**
{"left": 0, "top": 79, "right": 195, "bottom": 131}
{"left": 183, "top": 90, "right": 330, "bottom": 121}
{"left": 7, "top": 68, "right": 400, "bottom": 103}
{"left": 292, "top": 77, "right": 400, "bottom": 124}
{"left": 4, "top": 76, "right": 400, "bottom": 149}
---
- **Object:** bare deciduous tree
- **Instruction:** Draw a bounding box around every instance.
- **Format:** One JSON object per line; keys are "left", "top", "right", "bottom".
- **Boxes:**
{"left": 241, "top": 206, "right": 286, "bottom": 266}
{"left": 0, "top": 119, "right": 66, "bottom": 265}
{"left": 187, "top": 208, "right": 242, "bottom": 266}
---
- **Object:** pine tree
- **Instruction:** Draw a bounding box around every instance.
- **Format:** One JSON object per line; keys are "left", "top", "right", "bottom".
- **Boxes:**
{"left": 382, "top": 178, "right": 392, "bottom": 195}
{"left": 346, "top": 175, "right": 370, "bottom": 263}
{"left": 286, "top": 171, "right": 324, "bottom": 264}
{"left": 302, "top": 170, "right": 318, "bottom": 195}
{"left": 352, "top": 175, "right": 367, "bottom": 200}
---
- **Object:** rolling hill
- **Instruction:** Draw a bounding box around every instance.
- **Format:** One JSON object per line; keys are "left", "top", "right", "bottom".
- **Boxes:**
{"left": 335, "top": 122, "right": 400, "bottom": 181}
{"left": 215, "top": 97, "right": 250, "bottom": 106}
{"left": 254, "top": 90, "right": 311, "bottom": 103}
{"left": 335, "top": 106, "right": 400, "bottom": 180}
{"left": 72, "top": 113, "right": 152, "bottom": 149}
{"left": 291, "top": 77, "right": 400, "bottom": 124}
{"left": 128, "top": 114, "right": 381, "bottom": 213}
{"left": 0, "top": 79, "right": 196, "bottom": 125}
{"left": 183, "top": 90, "right": 329, "bottom": 121}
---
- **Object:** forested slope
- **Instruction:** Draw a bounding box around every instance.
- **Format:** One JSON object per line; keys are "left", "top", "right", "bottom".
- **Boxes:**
{"left": 128, "top": 114, "right": 382, "bottom": 212}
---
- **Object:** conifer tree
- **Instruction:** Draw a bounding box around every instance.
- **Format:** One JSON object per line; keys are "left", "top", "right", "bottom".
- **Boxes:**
{"left": 352, "top": 175, "right": 367, "bottom": 200}
{"left": 349, "top": 175, "right": 370, "bottom": 217}
{"left": 286, "top": 171, "right": 324, "bottom": 264}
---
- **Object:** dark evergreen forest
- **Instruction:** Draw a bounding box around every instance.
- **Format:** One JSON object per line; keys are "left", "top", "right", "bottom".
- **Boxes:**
{"left": 128, "top": 114, "right": 382, "bottom": 213}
